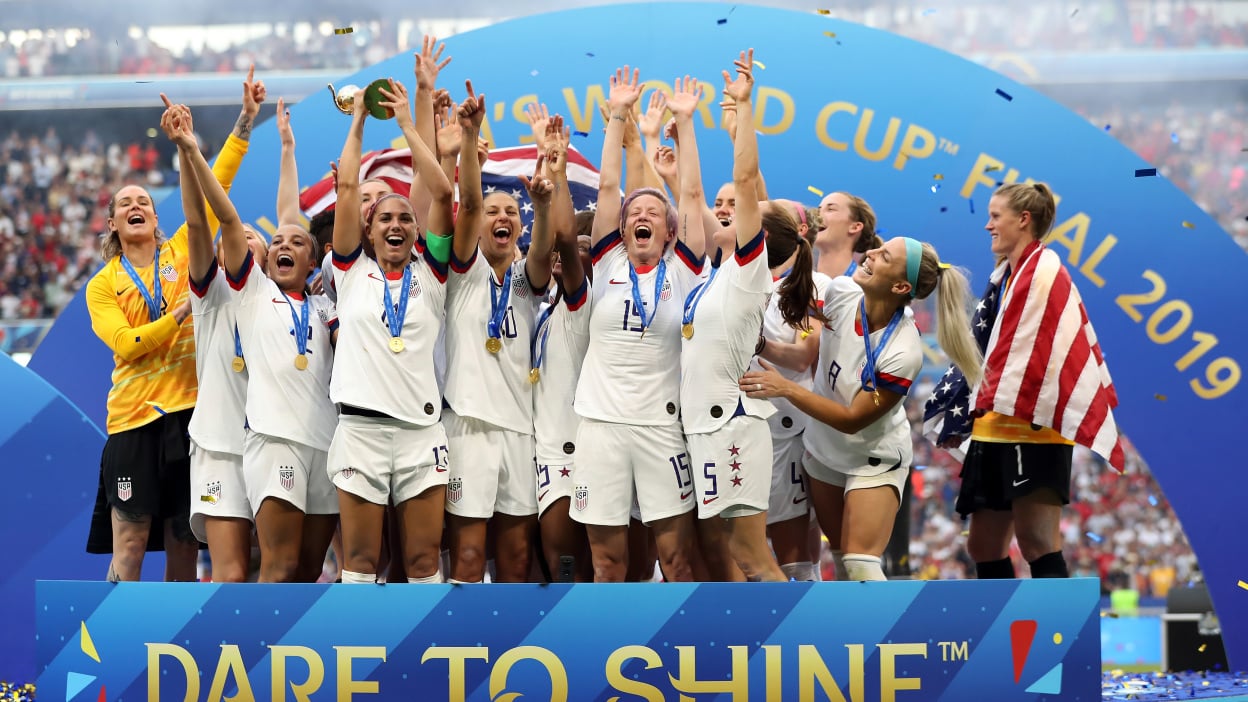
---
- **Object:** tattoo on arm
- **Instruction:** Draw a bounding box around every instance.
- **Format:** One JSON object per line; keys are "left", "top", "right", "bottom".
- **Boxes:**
{"left": 233, "top": 112, "right": 254, "bottom": 141}
{"left": 682, "top": 214, "right": 688, "bottom": 241}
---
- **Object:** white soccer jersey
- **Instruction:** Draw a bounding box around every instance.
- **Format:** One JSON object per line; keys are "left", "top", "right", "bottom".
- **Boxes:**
{"left": 320, "top": 251, "right": 337, "bottom": 303}
{"left": 751, "top": 270, "right": 833, "bottom": 439}
{"left": 576, "top": 233, "right": 706, "bottom": 426}
{"left": 533, "top": 279, "right": 592, "bottom": 465}
{"left": 802, "top": 279, "right": 922, "bottom": 476}
{"left": 188, "top": 262, "right": 247, "bottom": 455}
{"left": 329, "top": 241, "right": 447, "bottom": 426}
{"left": 231, "top": 252, "right": 339, "bottom": 450}
{"left": 680, "top": 233, "right": 776, "bottom": 435}
{"left": 444, "top": 251, "right": 543, "bottom": 434}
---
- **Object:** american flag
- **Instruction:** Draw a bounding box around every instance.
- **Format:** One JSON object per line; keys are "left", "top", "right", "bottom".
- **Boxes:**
{"left": 298, "top": 144, "right": 602, "bottom": 252}
{"left": 922, "top": 275, "right": 997, "bottom": 460}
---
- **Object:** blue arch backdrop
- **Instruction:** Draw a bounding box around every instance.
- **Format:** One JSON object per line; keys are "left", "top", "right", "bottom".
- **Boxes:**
{"left": 10, "top": 1, "right": 1247, "bottom": 677}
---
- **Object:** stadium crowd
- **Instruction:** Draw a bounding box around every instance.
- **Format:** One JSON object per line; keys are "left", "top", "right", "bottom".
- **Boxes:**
{"left": 0, "top": 1, "right": 1246, "bottom": 78}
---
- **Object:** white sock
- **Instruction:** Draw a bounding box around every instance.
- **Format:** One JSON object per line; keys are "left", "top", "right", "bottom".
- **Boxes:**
{"left": 843, "top": 553, "right": 886, "bottom": 582}
{"left": 831, "top": 550, "right": 849, "bottom": 581}
{"left": 341, "top": 570, "right": 377, "bottom": 584}
{"left": 408, "top": 572, "right": 443, "bottom": 584}
{"left": 446, "top": 578, "right": 481, "bottom": 584}
{"left": 781, "top": 561, "right": 817, "bottom": 582}
{"left": 485, "top": 558, "right": 497, "bottom": 584}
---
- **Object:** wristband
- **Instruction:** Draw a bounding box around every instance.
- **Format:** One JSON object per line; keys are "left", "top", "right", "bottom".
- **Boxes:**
{"left": 425, "top": 232, "right": 452, "bottom": 264}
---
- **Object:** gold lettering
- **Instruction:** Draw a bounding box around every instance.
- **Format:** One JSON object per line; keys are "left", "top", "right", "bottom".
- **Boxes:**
{"left": 561, "top": 85, "right": 608, "bottom": 135}
{"left": 668, "top": 645, "right": 749, "bottom": 701}
{"left": 893, "top": 124, "right": 936, "bottom": 170}
{"left": 422, "top": 646, "right": 490, "bottom": 702}
{"left": 270, "top": 645, "right": 325, "bottom": 702}
{"left": 1079, "top": 233, "right": 1118, "bottom": 288}
{"left": 147, "top": 643, "right": 200, "bottom": 702}
{"left": 511, "top": 95, "right": 539, "bottom": 144}
{"left": 334, "top": 646, "right": 386, "bottom": 701}
{"left": 798, "top": 644, "right": 863, "bottom": 702}
{"left": 959, "top": 153, "right": 1005, "bottom": 199}
{"left": 762, "top": 644, "right": 783, "bottom": 702}
{"left": 1045, "top": 211, "right": 1091, "bottom": 266}
{"left": 206, "top": 645, "right": 254, "bottom": 702}
{"left": 815, "top": 101, "right": 857, "bottom": 151}
{"left": 604, "top": 646, "right": 665, "bottom": 702}
{"left": 853, "top": 109, "right": 901, "bottom": 162}
{"left": 755, "top": 87, "right": 795, "bottom": 136}
{"left": 878, "top": 643, "right": 926, "bottom": 702}
{"left": 489, "top": 646, "right": 569, "bottom": 702}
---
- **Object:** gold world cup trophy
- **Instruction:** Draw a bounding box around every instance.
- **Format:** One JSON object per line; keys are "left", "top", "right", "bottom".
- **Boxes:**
{"left": 327, "top": 79, "right": 397, "bottom": 120}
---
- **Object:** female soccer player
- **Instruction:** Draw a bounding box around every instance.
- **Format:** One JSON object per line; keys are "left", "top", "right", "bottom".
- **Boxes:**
{"left": 442, "top": 81, "right": 556, "bottom": 584}
{"left": 959, "top": 183, "right": 1123, "bottom": 579}
{"left": 570, "top": 66, "right": 709, "bottom": 583}
{"left": 84, "top": 75, "right": 261, "bottom": 582}
{"left": 326, "top": 78, "right": 458, "bottom": 585}
{"left": 742, "top": 234, "right": 981, "bottom": 581}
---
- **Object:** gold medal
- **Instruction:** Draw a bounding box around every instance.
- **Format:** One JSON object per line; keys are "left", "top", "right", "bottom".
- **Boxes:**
{"left": 529, "top": 368, "right": 541, "bottom": 384}
{"left": 294, "top": 354, "right": 309, "bottom": 371}
{"left": 231, "top": 356, "right": 245, "bottom": 373}
{"left": 872, "top": 389, "right": 880, "bottom": 406}
{"left": 681, "top": 323, "right": 694, "bottom": 340}
{"left": 390, "top": 337, "right": 405, "bottom": 353}
{"left": 485, "top": 337, "right": 503, "bottom": 354}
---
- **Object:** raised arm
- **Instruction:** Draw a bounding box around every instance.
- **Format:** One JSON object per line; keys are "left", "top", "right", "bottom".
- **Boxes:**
{"left": 720, "top": 95, "right": 768, "bottom": 203}
{"left": 546, "top": 119, "right": 582, "bottom": 292}
{"left": 169, "top": 96, "right": 249, "bottom": 279}
{"left": 451, "top": 80, "right": 486, "bottom": 263}
{"left": 591, "top": 66, "right": 643, "bottom": 244}
{"left": 434, "top": 101, "right": 462, "bottom": 194}
{"left": 331, "top": 88, "right": 368, "bottom": 258}
{"left": 724, "top": 50, "right": 761, "bottom": 250}
{"left": 168, "top": 105, "right": 213, "bottom": 284}
{"left": 667, "top": 76, "right": 709, "bottom": 261}
{"left": 522, "top": 154, "right": 554, "bottom": 291}
{"left": 378, "top": 79, "right": 454, "bottom": 237}
{"left": 637, "top": 90, "right": 669, "bottom": 192}
{"left": 275, "top": 98, "right": 301, "bottom": 227}
{"left": 413, "top": 35, "right": 451, "bottom": 154}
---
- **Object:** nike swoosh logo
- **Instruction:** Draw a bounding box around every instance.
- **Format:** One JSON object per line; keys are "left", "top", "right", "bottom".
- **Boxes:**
{"left": 680, "top": 490, "right": 693, "bottom": 500}
{"left": 116, "top": 287, "right": 131, "bottom": 296}
{"left": 538, "top": 490, "right": 550, "bottom": 501}
{"left": 1012, "top": 478, "right": 1030, "bottom": 487}
{"left": 702, "top": 496, "right": 719, "bottom": 505}
{"left": 608, "top": 279, "right": 629, "bottom": 285}
{"left": 435, "top": 466, "right": 448, "bottom": 473}
{"left": 792, "top": 496, "right": 807, "bottom": 505}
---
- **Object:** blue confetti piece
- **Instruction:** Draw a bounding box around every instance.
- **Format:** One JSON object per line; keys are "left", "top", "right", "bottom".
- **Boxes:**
{"left": 930, "top": 184, "right": 941, "bottom": 193}
{"left": 995, "top": 88, "right": 1012, "bottom": 101}
{"left": 716, "top": 18, "right": 727, "bottom": 24}
{"left": 1104, "top": 124, "right": 1112, "bottom": 132}
{"left": 1170, "top": 132, "right": 1179, "bottom": 144}
{"left": 1135, "top": 168, "right": 1158, "bottom": 177}
{"left": 1148, "top": 495, "right": 1158, "bottom": 506}
{"left": 968, "top": 199, "right": 975, "bottom": 214}
{"left": 585, "top": 52, "right": 595, "bottom": 58}
{"left": 151, "top": 405, "right": 168, "bottom": 416}
{"left": 939, "top": 206, "right": 948, "bottom": 213}
{"left": 574, "top": 131, "right": 589, "bottom": 137}
{"left": 921, "top": 8, "right": 937, "bottom": 15}
{"left": 1085, "top": 531, "right": 1103, "bottom": 543}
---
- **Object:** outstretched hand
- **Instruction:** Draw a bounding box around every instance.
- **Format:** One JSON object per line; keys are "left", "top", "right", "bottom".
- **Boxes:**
{"left": 242, "top": 64, "right": 266, "bottom": 117}
{"left": 457, "top": 80, "right": 486, "bottom": 129}
{"left": 722, "top": 48, "right": 756, "bottom": 104}
{"left": 159, "top": 94, "right": 196, "bottom": 149}
{"left": 607, "top": 65, "right": 643, "bottom": 116}
{"left": 414, "top": 35, "right": 452, "bottom": 90}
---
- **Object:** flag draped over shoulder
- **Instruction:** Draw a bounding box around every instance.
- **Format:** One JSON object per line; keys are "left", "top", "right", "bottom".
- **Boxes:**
{"left": 922, "top": 274, "right": 998, "bottom": 460}
{"left": 967, "top": 242, "right": 1125, "bottom": 471}
{"left": 297, "top": 145, "right": 602, "bottom": 251}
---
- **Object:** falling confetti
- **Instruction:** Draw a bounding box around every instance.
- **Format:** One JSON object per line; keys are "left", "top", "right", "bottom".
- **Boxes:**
{"left": 807, "top": 185, "right": 824, "bottom": 197}
{"left": 1171, "top": 132, "right": 1179, "bottom": 144}
{"left": 1199, "top": 644, "right": 1208, "bottom": 653}
{"left": 1070, "top": 8, "right": 1079, "bottom": 17}
{"left": 940, "top": 206, "right": 948, "bottom": 213}
{"left": 968, "top": 199, "right": 975, "bottom": 214}
{"left": 334, "top": 27, "right": 354, "bottom": 35}
{"left": 930, "top": 184, "right": 941, "bottom": 193}
{"left": 753, "top": 60, "right": 766, "bottom": 70}
{"left": 1148, "top": 495, "right": 1158, "bottom": 506}
{"left": 530, "top": 69, "right": 539, "bottom": 76}
{"left": 573, "top": 131, "right": 589, "bottom": 137}
{"left": 960, "top": 530, "right": 970, "bottom": 537}
{"left": 986, "top": 164, "right": 1002, "bottom": 172}
{"left": 586, "top": 52, "right": 595, "bottom": 57}
{"left": 922, "top": 8, "right": 937, "bottom": 16}
{"left": 1239, "top": 580, "right": 1248, "bottom": 591}
{"left": 995, "top": 88, "right": 1013, "bottom": 101}
{"left": 1135, "top": 168, "right": 1158, "bottom": 177}
{"left": 1181, "top": 221, "right": 1195, "bottom": 229}
{"left": 717, "top": 18, "right": 727, "bottom": 24}
{"left": 1155, "top": 393, "right": 1167, "bottom": 401}
{"left": 933, "top": 173, "right": 944, "bottom": 180}
{"left": 1104, "top": 124, "right": 1112, "bottom": 132}
{"left": 816, "top": 8, "right": 831, "bottom": 14}
{"left": 1085, "top": 531, "right": 1103, "bottom": 543}
{"left": 823, "top": 31, "right": 837, "bottom": 38}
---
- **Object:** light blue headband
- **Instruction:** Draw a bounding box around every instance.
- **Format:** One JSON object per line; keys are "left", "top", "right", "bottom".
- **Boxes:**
{"left": 902, "top": 237, "right": 923, "bottom": 298}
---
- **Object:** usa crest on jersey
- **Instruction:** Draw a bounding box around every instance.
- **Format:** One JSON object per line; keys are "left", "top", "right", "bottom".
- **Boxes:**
{"left": 279, "top": 466, "right": 295, "bottom": 491}
{"left": 574, "top": 485, "right": 589, "bottom": 512}
{"left": 205, "top": 481, "right": 222, "bottom": 504}
{"left": 340, "top": 467, "right": 356, "bottom": 480}
{"left": 659, "top": 279, "right": 673, "bottom": 301}
{"left": 448, "top": 477, "right": 463, "bottom": 504}
{"left": 408, "top": 275, "right": 422, "bottom": 299}
{"left": 160, "top": 262, "right": 178, "bottom": 282}
{"left": 116, "top": 478, "right": 132, "bottom": 502}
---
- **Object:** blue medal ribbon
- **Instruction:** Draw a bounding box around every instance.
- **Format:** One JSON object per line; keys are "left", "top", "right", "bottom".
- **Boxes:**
{"left": 488, "top": 265, "right": 514, "bottom": 340}
{"left": 280, "top": 290, "right": 311, "bottom": 357}
{"left": 859, "top": 298, "right": 903, "bottom": 394}
{"left": 380, "top": 263, "right": 412, "bottom": 339}
{"left": 682, "top": 264, "right": 718, "bottom": 327}
{"left": 628, "top": 259, "right": 667, "bottom": 335}
{"left": 119, "top": 248, "right": 163, "bottom": 322}
{"left": 233, "top": 324, "right": 243, "bottom": 359}
{"left": 844, "top": 260, "right": 857, "bottom": 277}
{"left": 531, "top": 294, "right": 557, "bottom": 371}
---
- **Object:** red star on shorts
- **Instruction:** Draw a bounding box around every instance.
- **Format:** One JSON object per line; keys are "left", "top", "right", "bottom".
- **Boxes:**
{"left": 730, "top": 475, "right": 743, "bottom": 487}
{"left": 730, "top": 460, "right": 742, "bottom": 472}
{"left": 728, "top": 444, "right": 741, "bottom": 457}
{"left": 559, "top": 467, "right": 571, "bottom": 477}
